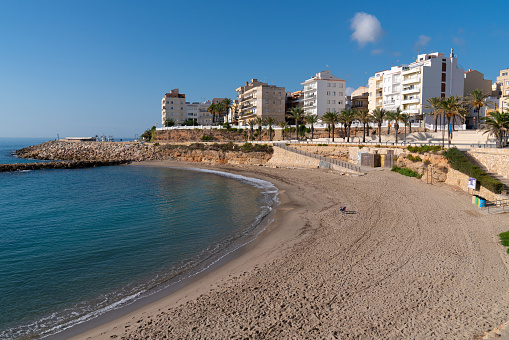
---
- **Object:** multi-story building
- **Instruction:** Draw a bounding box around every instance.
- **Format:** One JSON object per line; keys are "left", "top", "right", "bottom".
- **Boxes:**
{"left": 236, "top": 79, "right": 285, "bottom": 125}
{"left": 492, "top": 68, "right": 509, "bottom": 111}
{"left": 368, "top": 50, "right": 464, "bottom": 124}
{"left": 463, "top": 70, "right": 493, "bottom": 129}
{"left": 350, "top": 86, "right": 369, "bottom": 111}
{"left": 285, "top": 90, "right": 303, "bottom": 111}
{"left": 185, "top": 101, "right": 213, "bottom": 125}
{"left": 161, "top": 89, "right": 186, "bottom": 124}
{"left": 301, "top": 70, "right": 346, "bottom": 116}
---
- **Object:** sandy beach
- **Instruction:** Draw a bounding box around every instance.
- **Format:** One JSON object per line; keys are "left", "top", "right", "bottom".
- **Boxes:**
{"left": 68, "top": 160, "right": 509, "bottom": 339}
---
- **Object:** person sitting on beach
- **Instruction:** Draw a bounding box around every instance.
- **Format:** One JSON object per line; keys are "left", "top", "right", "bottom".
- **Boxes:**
{"left": 340, "top": 206, "right": 346, "bottom": 213}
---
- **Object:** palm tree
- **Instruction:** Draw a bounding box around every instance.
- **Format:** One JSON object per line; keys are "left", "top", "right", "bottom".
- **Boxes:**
{"left": 355, "top": 109, "right": 371, "bottom": 143}
{"left": 254, "top": 116, "right": 264, "bottom": 141}
{"left": 221, "top": 98, "right": 233, "bottom": 122}
{"left": 465, "top": 89, "right": 492, "bottom": 130}
{"left": 370, "top": 108, "right": 387, "bottom": 143}
{"left": 390, "top": 108, "right": 404, "bottom": 144}
{"left": 207, "top": 104, "right": 216, "bottom": 124}
{"left": 286, "top": 107, "right": 305, "bottom": 141}
{"left": 278, "top": 121, "right": 288, "bottom": 140}
{"left": 481, "top": 111, "right": 509, "bottom": 148}
{"left": 247, "top": 119, "right": 256, "bottom": 141}
{"left": 424, "top": 97, "right": 444, "bottom": 132}
{"left": 264, "top": 116, "right": 276, "bottom": 141}
{"left": 214, "top": 103, "right": 225, "bottom": 125}
{"left": 385, "top": 110, "right": 396, "bottom": 135}
{"left": 439, "top": 96, "right": 465, "bottom": 147}
{"left": 400, "top": 113, "right": 410, "bottom": 143}
{"left": 341, "top": 108, "right": 356, "bottom": 142}
{"left": 304, "top": 114, "right": 319, "bottom": 140}
{"left": 322, "top": 111, "right": 339, "bottom": 142}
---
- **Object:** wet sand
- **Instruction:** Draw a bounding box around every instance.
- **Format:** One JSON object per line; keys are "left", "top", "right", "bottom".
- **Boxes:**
{"left": 70, "top": 160, "right": 509, "bottom": 339}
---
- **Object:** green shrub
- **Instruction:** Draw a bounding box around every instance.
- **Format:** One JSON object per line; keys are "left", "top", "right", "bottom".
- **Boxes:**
{"left": 375, "top": 144, "right": 381, "bottom": 148}
{"left": 391, "top": 165, "right": 422, "bottom": 178}
{"left": 358, "top": 145, "right": 364, "bottom": 149}
{"left": 153, "top": 142, "right": 160, "bottom": 146}
{"left": 444, "top": 147, "right": 504, "bottom": 194}
{"left": 240, "top": 143, "right": 273, "bottom": 153}
{"left": 407, "top": 145, "right": 442, "bottom": 154}
{"left": 201, "top": 135, "right": 214, "bottom": 141}
{"left": 499, "top": 231, "right": 509, "bottom": 253}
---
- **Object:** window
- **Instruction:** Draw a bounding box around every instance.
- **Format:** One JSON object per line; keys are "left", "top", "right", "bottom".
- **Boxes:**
{"left": 327, "top": 83, "right": 331, "bottom": 87}
{"left": 171, "top": 101, "right": 173, "bottom": 104}
{"left": 503, "top": 72, "right": 508, "bottom": 76}
{"left": 171, "top": 107, "right": 173, "bottom": 109}
{"left": 278, "top": 109, "right": 281, "bottom": 112}
{"left": 333, "top": 83, "right": 336, "bottom": 87}
{"left": 441, "top": 83, "right": 446, "bottom": 92}
{"left": 442, "top": 73, "right": 446, "bottom": 82}
{"left": 326, "top": 91, "right": 330, "bottom": 95}
{"left": 442, "top": 63, "right": 446, "bottom": 72}
{"left": 333, "top": 92, "right": 336, "bottom": 96}
{"left": 339, "top": 92, "right": 343, "bottom": 96}
{"left": 265, "top": 109, "right": 269, "bottom": 113}
{"left": 338, "top": 83, "right": 343, "bottom": 88}
{"left": 506, "top": 81, "right": 509, "bottom": 86}
{"left": 332, "top": 100, "right": 336, "bottom": 104}
{"left": 327, "top": 100, "right": 330, "bottom": 104}
{"left": 181, "top": 107, "right": 183, "bottom": 110}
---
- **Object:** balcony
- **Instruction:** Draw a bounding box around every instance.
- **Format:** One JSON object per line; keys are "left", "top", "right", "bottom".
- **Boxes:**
{"left": 403, "top": 108, "right": 420, "bottom": 114}
{"left": 402, "top": 76, "right": 420, "bottom": 84}
{"left": 376, "top": 91, "right": 383, "bottom": 98}
{"left": 402, "top": 67, "right": 420, "bottom": 74}
{"left": 402, "top": 96, "right": 420, "bottom": 104}
{"left": 304, "top": 93, "right": 316, "bottom": 99}
{"left": 402, "top": 85, "right": 420, "bottom": 94}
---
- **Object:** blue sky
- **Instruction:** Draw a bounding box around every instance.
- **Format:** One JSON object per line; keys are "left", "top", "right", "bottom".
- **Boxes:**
{"left": 1, "top": 0, "right": 508, "bottom": 138}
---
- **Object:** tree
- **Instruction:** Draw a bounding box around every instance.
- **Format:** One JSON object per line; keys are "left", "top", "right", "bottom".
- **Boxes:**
{"left": 465, "top": 89, "right": 492, "bottom": 130}
{"left": 370, "top": 108, "right": 387, "bottom": 143}
{"left": 254, "top": 116, "right": 264, "bottom": 141}
{"left": 181, "top": 118, "right": 197, "bottom": 126}
{"left": 400, "top": 113, "right": 410, "bottom": 143}
{"left": 214, "top": 103, "right": 225, "bottom": 125}
{"left": 424, "top": 97, "right": 444, "bottom": 132}
{"left": 141, "top": 126, "right": 156, "bottom": 141}
{"left": 304, "top": 114, "right": 319, "bottom": 140}
{"left": 207, "top": 104, "right": 216, "bottom": 124}
{"left": 439, "top": 96, "right": 465, "bottom": 147}
{"left": 222, "top": 98, "right": 233, "bottom": 123}
{"left": 481, "top": 111, "right": 509, "bottom": 148}
{"left": 355, "top": 109, "right": 371, "bottom": 143}
{"left": 278, "top": 121, "right": 288, "bottom": 140}
{"left": 385, "top": 110, "right": 397, "bottom": 136}
{"left": 164, "top": 118, "right": 175, "bottom": 127}
{"left": 247, "top": 119, "right": 256, "bottom": 141}
{"left": 286, "top": 107, "right": 305, "bottom": 140}
{"left": 340, "top": 108, "right": 356, "bottom": 142}
{"left": 390, "top": 108, "right": 404, "bottom": 144}
{"left": 265, "top": 116, "right": 276, "bottom": 141}
{"left": 322, "top": 111, "right": 339, "bottom": 142}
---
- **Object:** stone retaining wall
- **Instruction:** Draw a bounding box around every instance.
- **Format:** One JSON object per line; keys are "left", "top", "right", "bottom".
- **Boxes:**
{"left": 267, "top": 148, "right": 320, "bottom": 169}
{"left": 469, "top": 148, "right": 509, "bottom": 179}
{"left": 444, "top": 168, "right": 505, "bottom": 201}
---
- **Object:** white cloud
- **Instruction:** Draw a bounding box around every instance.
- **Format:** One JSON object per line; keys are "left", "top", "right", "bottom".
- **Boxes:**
{"left": 452, "top": 36, "right": 465, "bottom": 46}
{"left": 371, "top": 49, "right": 383, "bottom": 55}
{"left": 346, "top": 87, "right": 355, "bottom": 96}
{"left": 350, "top": 12, "right": 384, "bottom": 47}
{"left": 413, "top": 35, "right": 431, "bottom": 49}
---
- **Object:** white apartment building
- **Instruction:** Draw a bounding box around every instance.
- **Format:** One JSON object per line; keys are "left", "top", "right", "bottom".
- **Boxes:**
{"left": 368, "top": 50, "right": 464, "bottom": 124}
{"left": 161, "top": 89, "right": 186, "bottom": 124}
{"left": 301, "top": 70, "right": 346, "bottom": 116}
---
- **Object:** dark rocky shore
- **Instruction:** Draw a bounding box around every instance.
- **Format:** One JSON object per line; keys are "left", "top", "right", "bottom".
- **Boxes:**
{"left": 0, "top": 160, "right": 130, "bottom": 172}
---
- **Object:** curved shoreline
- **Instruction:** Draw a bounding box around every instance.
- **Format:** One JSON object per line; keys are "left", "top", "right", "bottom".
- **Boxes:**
{"left": 46, "top": 160, "right": 293, "bottom": 340}
{"left": 58, "top": 160, "right": 509, "bottom": 339}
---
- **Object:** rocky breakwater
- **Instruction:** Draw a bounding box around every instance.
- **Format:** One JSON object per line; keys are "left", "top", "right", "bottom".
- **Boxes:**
{"left": 0, "top": 160, "right": 130, "bottom": 173}
{"left": 16, "top": 140, "right": 163, "bottom": 162}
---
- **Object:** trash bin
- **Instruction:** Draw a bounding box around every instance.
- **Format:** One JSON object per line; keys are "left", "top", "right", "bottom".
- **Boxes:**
{"left": 472, "top": 195, "right": 477, "bottom": 205}
{"left": 479, "top": 198, "right": 487, "bottom": 208}
{"left": 474, "top": 196, "right": 479, "bottom": 206}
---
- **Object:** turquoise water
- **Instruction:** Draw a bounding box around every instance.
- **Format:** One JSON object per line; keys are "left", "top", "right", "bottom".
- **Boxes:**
{"left": 0, "top": 139, "right": 278, "bottom": 339}
{"left": 0, "top": 138, "right": 52, "bottom": 164}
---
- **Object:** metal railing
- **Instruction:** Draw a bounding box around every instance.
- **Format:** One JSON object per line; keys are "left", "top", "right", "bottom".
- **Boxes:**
{"left": 274, "top": 143, "right": 363, "bottom": 173}
{"left": 484, "top": 198, "right": 509, "bottom": 214}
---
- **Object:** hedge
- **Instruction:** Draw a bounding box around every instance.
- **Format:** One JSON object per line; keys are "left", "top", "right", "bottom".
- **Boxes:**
{"left": 443, "top": 147, "right": 504, "bottom": 194}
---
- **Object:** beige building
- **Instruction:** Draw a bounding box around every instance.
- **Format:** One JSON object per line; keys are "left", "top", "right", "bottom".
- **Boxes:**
{"left": 236, "top": 79, "right": 285, "bottom": 125}
{"left": 493, "top": 68, "right": 509, "bottom": 111}
{"left": 463, "top": 70, "right": 493, "bottom": 129}
{"left": 161, "top": 89, "right": 186, "bottom": 125}
{"left": 350, "top": 86, "right": 369, "bottom": 111}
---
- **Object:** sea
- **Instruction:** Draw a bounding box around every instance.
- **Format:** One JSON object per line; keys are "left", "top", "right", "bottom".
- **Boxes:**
{"left": 0, "top": 138, "right": 279, "bottom": 339}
